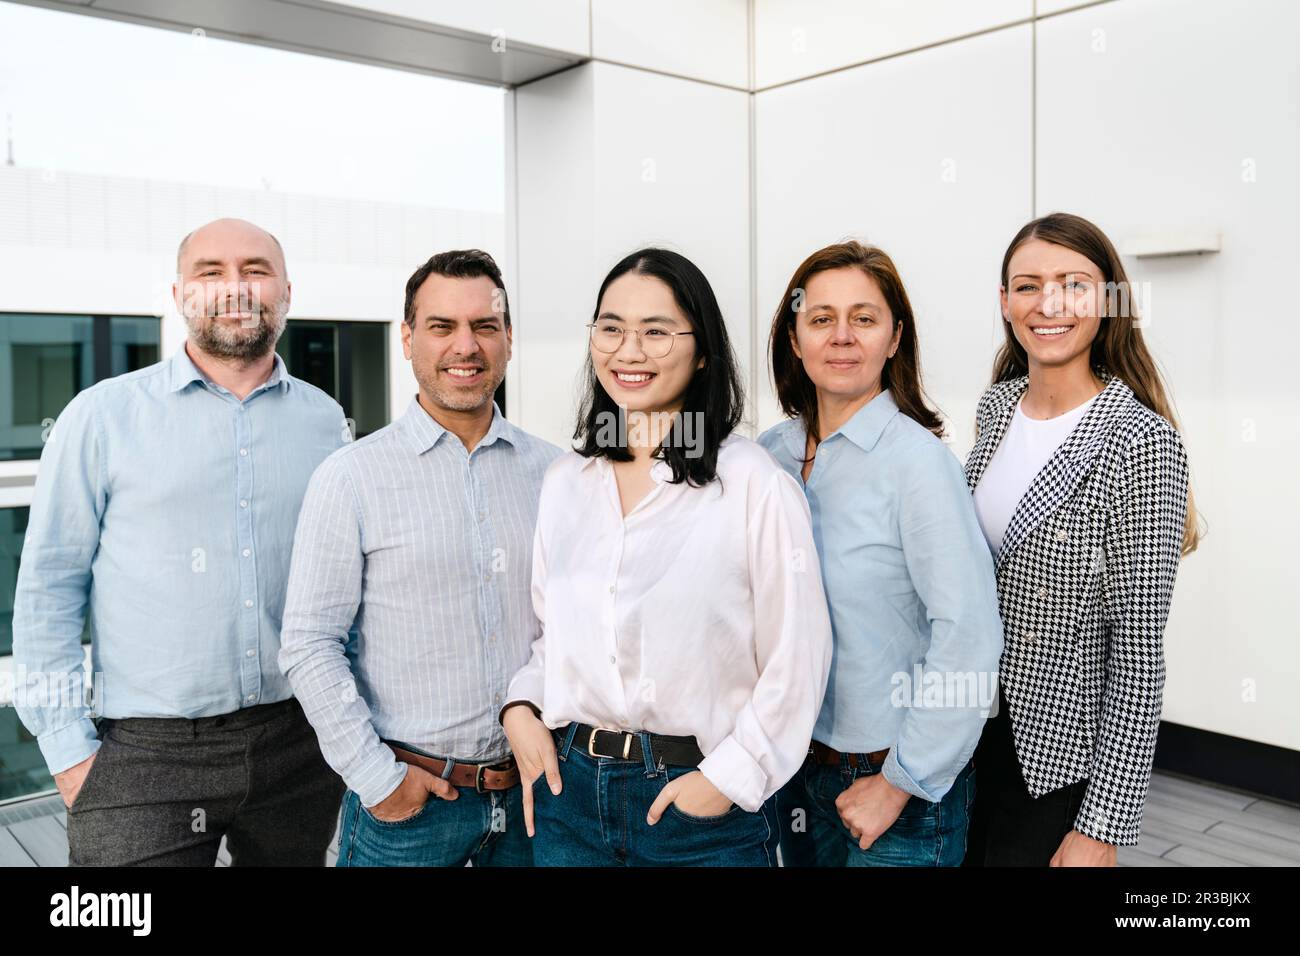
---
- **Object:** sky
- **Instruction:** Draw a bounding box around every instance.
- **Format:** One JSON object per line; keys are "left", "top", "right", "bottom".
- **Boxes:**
{"left": 0, "top": 0, "right": 507, "bottom": 211}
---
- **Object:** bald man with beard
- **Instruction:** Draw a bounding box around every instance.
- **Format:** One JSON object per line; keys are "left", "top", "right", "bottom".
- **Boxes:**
{"left": 12, "top": 218, "right": 349, "bottom": 865}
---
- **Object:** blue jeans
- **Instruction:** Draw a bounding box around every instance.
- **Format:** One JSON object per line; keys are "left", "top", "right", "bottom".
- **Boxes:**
{"left": 530, "top": 723, "right": 780, "bottom": 867}
{"left": 777, "top": 750, "right": 976, "bottom": 867}
{"left": 335, "top": 756, "right": 532, "bottom": 867}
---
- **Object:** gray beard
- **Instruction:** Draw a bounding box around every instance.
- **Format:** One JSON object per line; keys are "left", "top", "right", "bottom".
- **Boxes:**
{"left": 187, "top": 309, "right": 285, "bottom": 360}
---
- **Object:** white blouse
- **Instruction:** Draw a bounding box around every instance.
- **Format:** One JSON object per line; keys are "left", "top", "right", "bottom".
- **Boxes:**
{"left": 505, "top": 434, "right": 833, "bottom": 812}
{"left": 973, "top": 393, "right": 1097, "bottom": 557}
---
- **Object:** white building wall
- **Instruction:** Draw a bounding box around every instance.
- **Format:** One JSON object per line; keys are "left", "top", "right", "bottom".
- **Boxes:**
{"left": 512, "top": 61, "right": 751, "bottom": 445}
{"left": 752, "top": 23, "right": 1034, "bottom": 451}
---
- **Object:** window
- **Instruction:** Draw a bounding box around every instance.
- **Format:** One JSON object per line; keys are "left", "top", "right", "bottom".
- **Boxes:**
{"left": 0, "top": 506, "right": 28, "bottom": 660}
{"left": 0, "top": 706, "right": 50, "bottom": 803}
{"left": 0, "top": 506, "right": 59, "bottom": 802}
{"left": 276, "top": 320, "right": 390, "bottom": 439}
{"left": 1, "top": 314, "right": 161, "bottom": 461}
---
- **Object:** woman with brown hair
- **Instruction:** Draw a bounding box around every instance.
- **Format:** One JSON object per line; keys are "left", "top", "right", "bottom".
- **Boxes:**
{"left": 964, "top": 212, "right": 1198, "bottom": 866}
{"left": 759, "top": 240, "right": 1004, "bottom": 866}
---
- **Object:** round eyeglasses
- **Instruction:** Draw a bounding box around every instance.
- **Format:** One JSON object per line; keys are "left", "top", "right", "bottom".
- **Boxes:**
{"left": 588, "top": 322, "right": 694, "bottom": 359}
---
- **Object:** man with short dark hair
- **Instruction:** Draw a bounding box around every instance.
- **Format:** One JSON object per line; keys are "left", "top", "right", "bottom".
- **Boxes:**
{"left": 280, "top": 249, "right": 561, "bottom": 867}
{"left": 13, "top": 217, "right": 349, "bottom": 865}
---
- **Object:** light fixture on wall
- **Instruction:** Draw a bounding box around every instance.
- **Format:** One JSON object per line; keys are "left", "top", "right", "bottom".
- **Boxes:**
{"left": 1120, "top": 231, "right": 1221, "bottom": 259}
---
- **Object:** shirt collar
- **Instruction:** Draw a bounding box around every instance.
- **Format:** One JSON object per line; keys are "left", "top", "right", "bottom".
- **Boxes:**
{"left": 168, "top": 342, "right": 289, "bottom": 395}
{"left": 400, "top": 395, "right": 519, "bottom": 455}
{"left": 575, "top": 452, "right": 674, "bottom": 483}
{"left": 828, "top": 388, "right": 900, "bottom": 453}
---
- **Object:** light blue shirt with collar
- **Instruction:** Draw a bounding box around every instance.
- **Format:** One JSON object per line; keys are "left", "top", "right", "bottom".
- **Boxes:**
{"left": 12, "top": 342, "right": 349, "bottom": 775}
{"left": 279, "top": 396, "right": 563, "bottom": 807}
{"left": 758, "top": 388, "right": 1004, "bottom": 802}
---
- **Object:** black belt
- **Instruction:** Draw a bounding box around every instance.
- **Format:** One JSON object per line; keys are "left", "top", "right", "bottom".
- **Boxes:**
{"left": 557, "top": 723, "right": 705, "bottom": 767}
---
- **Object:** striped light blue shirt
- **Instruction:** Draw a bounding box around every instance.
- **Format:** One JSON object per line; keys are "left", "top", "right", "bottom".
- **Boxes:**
{"left": 13, "top": 343, "right": 349, "bottom": 775}
{"left": 279, "top": 396, "right": 562, "bottom": 807}
{"left": 759, "top": 389, "right": 1004, "bottom": 802}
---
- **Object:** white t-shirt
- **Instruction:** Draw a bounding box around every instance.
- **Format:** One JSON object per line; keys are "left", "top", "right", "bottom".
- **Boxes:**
{"left": 973, "top": 393, "right": 1097, "bottom": 558}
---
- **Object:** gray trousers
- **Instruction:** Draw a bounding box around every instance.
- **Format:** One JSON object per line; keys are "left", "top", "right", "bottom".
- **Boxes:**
{"left": 66, "top": 697, "right": 344, "bottom": 866}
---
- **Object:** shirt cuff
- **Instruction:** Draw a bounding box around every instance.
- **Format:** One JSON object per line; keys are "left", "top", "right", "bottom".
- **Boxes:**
{"left": 498, "top": 699, "right": 541, "bottom": 726}
{"left": 504, "top": 670, "right": 545, "bottom": 720}
{"left": 39, "top": 717, "right": 102, "bottom": 776}
{"left": 697, "top": 735, "right": 767, "bottom": 813}
{"left": 351, "top": 744, "right": 408, "bottom": 809}
{"left": 881, "top": 749, "right": 938, "bottom": 802}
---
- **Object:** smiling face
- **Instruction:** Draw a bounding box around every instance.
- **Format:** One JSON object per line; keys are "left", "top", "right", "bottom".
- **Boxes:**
{"left": 591, "top": 271, "right": 703, "bottom": 415}
{"left": 173, "top": 218, "right": 290, "bottom": 360}
{"left": 1002, "top": 237, "right": 1105, "bottom": 373}
{"left": 789, "top": 267, "right": 901, "bottom": 404}
{"left": 401, "top": 273, "right": 510, "bottom": 414}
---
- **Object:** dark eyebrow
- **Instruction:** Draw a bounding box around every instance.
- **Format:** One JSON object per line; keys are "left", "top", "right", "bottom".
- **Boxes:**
{"left": 596, "top": 312, "right": 679, "bottom": 325}
{"left": 808, "top": 302, "right": 880, "bottom": 311}
{"left": 1010, "top": 271, "right": 1092, "bottom": 281}
{"left": 424, "top": 315, "right": 502, "bottom": 324}
{"left": 190, "top": 259, "right": 225, "bottom": 270}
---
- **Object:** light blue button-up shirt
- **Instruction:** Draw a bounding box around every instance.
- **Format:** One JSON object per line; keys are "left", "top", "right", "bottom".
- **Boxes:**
{"left": 12, "top": 343, "right": 348, "bottom": 775}
{"left": 758, "top": 388, "right": 1003, "bottom": 802}
{"left": 279, "top": 397, "right": 562, "bottom": 807}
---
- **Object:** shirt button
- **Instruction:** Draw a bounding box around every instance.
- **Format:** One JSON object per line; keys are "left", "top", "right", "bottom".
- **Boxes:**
{"left": 609, "top": 655, "right": 616, "bottom": 664}
{"left": 608, "top": 585, "right": 615, "bottom": 594}
{"left": 1055, "top": 528, "right": 1068, "bottom": 541}
{"left": 246, "top": 694, "right": 256, "bottom": 703}
{"left": 478, "top": 511, "right": 486, "bottom": 521}
{"left": 483, "top": 572, "right": 491, "bottom": 583}
{"left": 1024, "top": 632, "right": 1037, "bottom": 644}
{"left": 244, "top": 599, "right": 254, "bottom": 608}
{"left": 1036, "top": 586, "right": 1048, "bottom": 599}
{"left": 242, "top": 548, "right": 251, "bottom": 557}
{"left": 488, "top": 633, "right": 497, "bottom": 641}
{"left": 246, "top": 649, "right": 255, "bottom": 658}
{"left": 240, "top": 499, "right": 249, "bottom": 508}
{"left": 239, "top": 448, "right": 248, "bottom": 457}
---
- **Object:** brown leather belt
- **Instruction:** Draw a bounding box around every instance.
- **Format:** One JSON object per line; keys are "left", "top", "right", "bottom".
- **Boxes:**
{"left": 385, "top": 741, "right": 520, "bottom": 792}
{"left": 809, "top": 739, "right": 890, "bottom": 768}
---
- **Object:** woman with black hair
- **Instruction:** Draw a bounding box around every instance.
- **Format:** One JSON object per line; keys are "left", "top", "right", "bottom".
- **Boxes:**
{"left": 499, "top": 247, "right": 833, "bottom": 866}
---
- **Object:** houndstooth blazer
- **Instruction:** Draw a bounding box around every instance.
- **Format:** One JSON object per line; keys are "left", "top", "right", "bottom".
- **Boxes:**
{"left": 964, "top": 373, "right": 1189, "bottom": 846}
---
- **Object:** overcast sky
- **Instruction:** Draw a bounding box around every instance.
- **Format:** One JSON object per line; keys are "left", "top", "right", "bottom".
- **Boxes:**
{"left": 0, "top": 0, "right": 506, "bottom": 211}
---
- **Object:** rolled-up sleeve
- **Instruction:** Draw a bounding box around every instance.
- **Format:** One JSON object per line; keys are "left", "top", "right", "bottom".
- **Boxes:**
{"left": 697, "top": 469, "right": 833, "bottom": 812}
{"left": 12, "top": 390, "right": 105, "bottom": 775}
{"left": 278, "top": 455, "right": 404, "bottom": 809}
{"left": 883, "top": 442, "right": 1005, "bottom": 802}
{"left": 502, "top": 490, "right": 549, "bottom": 721}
